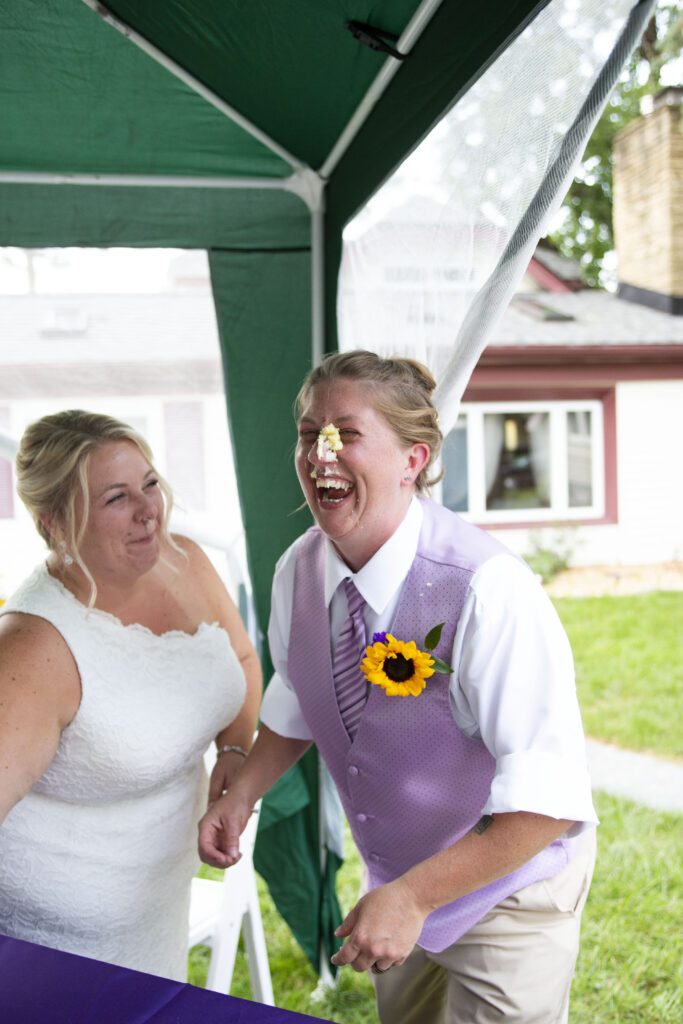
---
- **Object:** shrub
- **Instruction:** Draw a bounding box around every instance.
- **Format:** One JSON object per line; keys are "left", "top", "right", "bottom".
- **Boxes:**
{"left": 523, "top": 526, "right": 578, "bottom": 583}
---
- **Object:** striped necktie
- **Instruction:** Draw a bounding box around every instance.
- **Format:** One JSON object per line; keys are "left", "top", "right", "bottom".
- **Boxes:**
{"left": 333, "top": 579, "right": 369, "bottom": 739}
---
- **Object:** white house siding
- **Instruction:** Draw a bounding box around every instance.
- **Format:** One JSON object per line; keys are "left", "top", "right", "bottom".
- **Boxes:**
{"left": 484, "top": 522, "right": 611, "bottom": 570}
{"left": 613, "top": 380, "right": 682, "bottom": 564}
{"left": 485, "top": 379, "right": 683, "bottom": 568}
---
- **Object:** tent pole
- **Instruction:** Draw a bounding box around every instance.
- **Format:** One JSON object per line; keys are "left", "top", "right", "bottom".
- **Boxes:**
{"left": 311, "top": 206, "right": 325, "bottom": 366}
{"left": 319, "top": 0, "right": 444, "bottom": 180}
{"left": 0, "top": 171, "right": 295, "bottom": 190}
{"left": 315, "top": 757, "right": 335, "bottom": 992}
{"left": 79, "top": 0, "right": 306, "bottom": 173}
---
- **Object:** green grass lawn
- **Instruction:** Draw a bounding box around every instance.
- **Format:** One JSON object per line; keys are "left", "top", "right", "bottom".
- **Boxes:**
{"left": 190, "top": 792, "right": 682, "bottom": 1022}
{"left": 190, "top": 590, "right": 683, "bottom": 1020}
{"left": 551, "top": 592, "right": 683, "bottom": 759}
{"left": 569, "top": 793, "right": 682, "bottom": 1024}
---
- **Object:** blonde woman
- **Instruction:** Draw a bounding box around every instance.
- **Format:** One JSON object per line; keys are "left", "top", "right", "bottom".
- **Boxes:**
{"left": 0, "top": 410, "right": 260, "bottom": 981}
{"left": 200, "top": 351, "right": 597, "bottom": 1024}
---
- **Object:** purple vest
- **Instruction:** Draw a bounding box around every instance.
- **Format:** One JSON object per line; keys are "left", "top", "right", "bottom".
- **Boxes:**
{"left": 288, "top": 499, "right": 578, "bottom": 951}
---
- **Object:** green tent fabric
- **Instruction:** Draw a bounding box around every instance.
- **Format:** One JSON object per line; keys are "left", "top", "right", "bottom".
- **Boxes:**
{"left": 1, "top": 0, "right": 548, "bottom": 638}
{"left": 0, "top": 0, "right": 552, "bottom": 634}
{"left": 0, "top": 0, "right": 653, "bottom": 974}
{"left": 210, "top": 250, "right": 336, "bottom": 968}
{"left": 252, "top": 748, "right": 343, "bottom": 971}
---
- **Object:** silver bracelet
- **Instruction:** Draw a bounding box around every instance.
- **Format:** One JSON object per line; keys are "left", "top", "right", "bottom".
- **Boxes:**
{"left": 216, "top": 744, "right": 249, "bottom": 758}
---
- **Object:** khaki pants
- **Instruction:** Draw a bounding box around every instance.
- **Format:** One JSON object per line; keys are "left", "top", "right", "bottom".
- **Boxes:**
{"left": 371, "top": 829, "right": 597, "bottom": 1024}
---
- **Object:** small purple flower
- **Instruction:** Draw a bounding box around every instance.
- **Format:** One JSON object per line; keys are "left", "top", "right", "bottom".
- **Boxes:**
{"left": 372, "top": 631, "right": 388, "bottom": 646}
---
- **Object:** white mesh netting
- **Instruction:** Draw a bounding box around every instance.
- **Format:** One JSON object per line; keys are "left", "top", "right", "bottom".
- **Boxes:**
{"left": 338, "top": 0, "right": 657, "bottom": 433}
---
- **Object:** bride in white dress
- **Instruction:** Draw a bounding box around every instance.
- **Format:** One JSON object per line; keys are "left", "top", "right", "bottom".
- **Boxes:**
{"left": 0, "top": 410, "right": 261, "bottom": 981}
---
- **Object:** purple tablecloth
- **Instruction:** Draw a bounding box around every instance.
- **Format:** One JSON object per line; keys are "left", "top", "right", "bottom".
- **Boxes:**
{"left": 0, "top": 934, "right": 334, "bottom": 1023}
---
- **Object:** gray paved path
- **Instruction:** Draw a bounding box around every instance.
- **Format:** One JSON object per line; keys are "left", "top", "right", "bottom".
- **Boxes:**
{"left": 586, "top": 738, "right": 683, "bottom": 814}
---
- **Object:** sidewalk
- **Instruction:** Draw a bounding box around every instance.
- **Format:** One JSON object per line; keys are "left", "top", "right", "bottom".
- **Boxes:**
{"left": 586, "top": 738, "right": 683, "bottom": 814}
{"left": 543, "top": 565, "right": 682, "bottom": 815}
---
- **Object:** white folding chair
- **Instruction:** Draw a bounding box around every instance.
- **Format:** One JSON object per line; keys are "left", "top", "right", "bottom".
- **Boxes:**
{"left": 189, "top": 801, "right": 274, "bottom": 1003}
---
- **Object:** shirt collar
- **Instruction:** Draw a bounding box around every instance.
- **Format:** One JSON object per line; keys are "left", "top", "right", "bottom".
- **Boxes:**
{"left": 323, "top": 497, "right": 423, "bottom": 612}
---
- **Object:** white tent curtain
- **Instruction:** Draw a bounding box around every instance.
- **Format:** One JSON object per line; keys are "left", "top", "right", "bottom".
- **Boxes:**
{"left": 338, "top": 0, "right": 657, "bottom": 433}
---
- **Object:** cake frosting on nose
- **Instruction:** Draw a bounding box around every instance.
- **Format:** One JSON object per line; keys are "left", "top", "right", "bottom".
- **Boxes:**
{"left": 316, "top": 423, "right": 343, "bottom": 462}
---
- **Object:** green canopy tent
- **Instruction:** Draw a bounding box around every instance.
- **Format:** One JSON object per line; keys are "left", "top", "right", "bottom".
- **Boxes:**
{"left": 0, "top": 0, "right": 656, "bottom": 974}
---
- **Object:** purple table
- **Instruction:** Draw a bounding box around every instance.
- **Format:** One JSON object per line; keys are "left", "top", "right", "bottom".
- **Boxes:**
{"left": 0, "top": 934, "right": 335, "bottom": 1023}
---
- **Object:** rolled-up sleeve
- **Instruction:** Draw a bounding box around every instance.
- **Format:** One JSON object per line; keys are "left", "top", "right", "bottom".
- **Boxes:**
{"left": 260, "top": 672, "right": 314, "bottom": 740}
{"left": 259, "top": 540, "right": 313, "bottom": 741}
{"left": 450, "top": 554, "right": 598, "bottom": 837}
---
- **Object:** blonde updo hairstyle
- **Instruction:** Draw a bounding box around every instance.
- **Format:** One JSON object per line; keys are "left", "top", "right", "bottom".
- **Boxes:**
{"left": 296, "top": 350, "right": 444, "bottom": 493}
{"left": 16, "top": 410, "right": 177, "bottom": 605}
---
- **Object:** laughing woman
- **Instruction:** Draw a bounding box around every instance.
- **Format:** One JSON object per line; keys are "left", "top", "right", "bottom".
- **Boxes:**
{"left": 0, "top": 410, "right": 260, "bottom": 980}
{"left": 199, "top": 350, "right": 597, "bottom": 1024}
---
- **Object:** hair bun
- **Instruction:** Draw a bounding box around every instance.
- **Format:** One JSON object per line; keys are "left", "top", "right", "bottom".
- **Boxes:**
{"left": 401, "top": 357, "right": 437, "bottom": 395}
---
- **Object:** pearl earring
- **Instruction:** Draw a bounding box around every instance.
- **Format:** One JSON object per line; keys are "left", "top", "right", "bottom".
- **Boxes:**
{"left": 59, "top": 540, "right": 73, "bottom": 566}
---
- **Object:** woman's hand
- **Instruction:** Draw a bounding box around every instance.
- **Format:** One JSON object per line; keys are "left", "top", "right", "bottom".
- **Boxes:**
{"left": 198, "top": 787, "right": 254, "bottom": 868}
{"left": 207, "top": 749, "right": 246, "bottom": 805}
{"left": 198, "top": 727, "right": 312, "bottom": 868}
{"left": 331, "top": 877, "right": 428, "bottom": 974}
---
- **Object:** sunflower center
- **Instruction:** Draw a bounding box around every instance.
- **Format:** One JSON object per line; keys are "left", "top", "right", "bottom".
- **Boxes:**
{"left": 383, "top": 653, "right": 415, "bottom": 682}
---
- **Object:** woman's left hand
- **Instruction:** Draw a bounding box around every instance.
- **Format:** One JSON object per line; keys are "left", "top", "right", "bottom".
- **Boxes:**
{"left": 208, "top": 750, "right": 245, "bottom": 805}
{"left": 330, "top": 877, "right": 427, "bottom": 974}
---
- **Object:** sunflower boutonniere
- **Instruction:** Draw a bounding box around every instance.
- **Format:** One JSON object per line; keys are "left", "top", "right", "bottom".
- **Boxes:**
{"left": 360, "top": 623, "right": 453, "bottom": 697}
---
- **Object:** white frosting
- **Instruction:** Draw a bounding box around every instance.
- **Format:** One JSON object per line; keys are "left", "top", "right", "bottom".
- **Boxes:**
{"left": 316, "top": 423, "right": 343, "bottom": 462}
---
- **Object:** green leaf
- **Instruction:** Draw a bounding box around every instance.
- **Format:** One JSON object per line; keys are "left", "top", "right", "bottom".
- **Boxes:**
{"left": 424, "top": 622, "right": 445, "bottom": 650}
{"left": 430, "top": 656, "right": 454, "bottom": 675}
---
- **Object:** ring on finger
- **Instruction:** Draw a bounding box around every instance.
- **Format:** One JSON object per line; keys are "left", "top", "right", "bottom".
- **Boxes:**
{"left": 372, "top": 963, "right": 391, "bottom": 974}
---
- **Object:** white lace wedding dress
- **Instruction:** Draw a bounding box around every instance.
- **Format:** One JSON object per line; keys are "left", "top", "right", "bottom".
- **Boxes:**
{"left": 0, "top": 562, "right": 246, "bottom": 981}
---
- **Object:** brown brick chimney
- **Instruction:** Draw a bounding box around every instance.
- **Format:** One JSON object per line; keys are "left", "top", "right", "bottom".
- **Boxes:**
{"left": 612, "top": 86, "right": 683, "bottom": 315}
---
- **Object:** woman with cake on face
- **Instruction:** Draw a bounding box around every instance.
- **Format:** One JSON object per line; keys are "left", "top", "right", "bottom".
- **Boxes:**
{"left": 199, "top": 350, "right": 597, "bottom": 1024}
{"left": 0, "top": 410, "right": 261, "bottom": 980}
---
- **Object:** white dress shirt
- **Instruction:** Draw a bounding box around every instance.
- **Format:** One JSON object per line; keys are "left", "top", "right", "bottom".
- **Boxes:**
{"left": 261, "top": 498, "right": 597, "bottom": 836}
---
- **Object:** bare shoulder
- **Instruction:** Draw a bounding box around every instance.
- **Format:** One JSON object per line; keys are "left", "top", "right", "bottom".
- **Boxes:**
{"left": 171, "top": 532, "right": 210, "bottom": 565}
{"left": 167, "top": 534, "right": 250, "bottom": 643}
{"left": 0, "top": 612, "right": 81, "bottom": 724}
{"left": 170, "top": 534, "right": 226, "bottom": 585}
{"left": 0, "top": 609, "right": 71, "bottom": 656}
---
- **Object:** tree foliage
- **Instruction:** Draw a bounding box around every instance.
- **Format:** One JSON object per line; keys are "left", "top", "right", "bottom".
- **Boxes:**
{"left": 550, "top": 3, "right": 682, "bottom": 288}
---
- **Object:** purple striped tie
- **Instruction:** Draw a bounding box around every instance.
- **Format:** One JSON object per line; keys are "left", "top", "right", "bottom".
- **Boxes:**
{"left": 333, "top": 579, "right": 368, "bottom": 739}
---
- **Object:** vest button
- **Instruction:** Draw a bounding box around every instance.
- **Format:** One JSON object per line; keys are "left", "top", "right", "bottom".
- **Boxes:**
{"left": 369, "top": 853, "right": 380, "bottom": 863}
{"left": 356, "top": 813, "right": 368, "bottom": 823}
{"left": 348, "top": 765, "right": 359, "bottom": 776}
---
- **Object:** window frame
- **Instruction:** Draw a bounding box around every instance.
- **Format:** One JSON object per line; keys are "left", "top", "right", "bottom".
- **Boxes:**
{"left": 438, "top": 397, "right": 606, "bottom": 525}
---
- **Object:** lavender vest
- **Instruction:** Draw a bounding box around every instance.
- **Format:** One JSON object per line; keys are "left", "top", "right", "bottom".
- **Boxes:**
{"left": 288, "top": 498, "right": 579, "bottom": 951}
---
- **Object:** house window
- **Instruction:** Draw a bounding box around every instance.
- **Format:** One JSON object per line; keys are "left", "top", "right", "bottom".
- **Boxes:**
{"left": 441, "top": 400, "right": 604, "bottom": 523}
{"left": 483, "top": 410, "right": 551, "bottom": 511}
{"left": 0, "top": 408, "right": 14, "bottom": 519}
{"left": 163, "top": 401, "right": 206, "bottom": 511}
